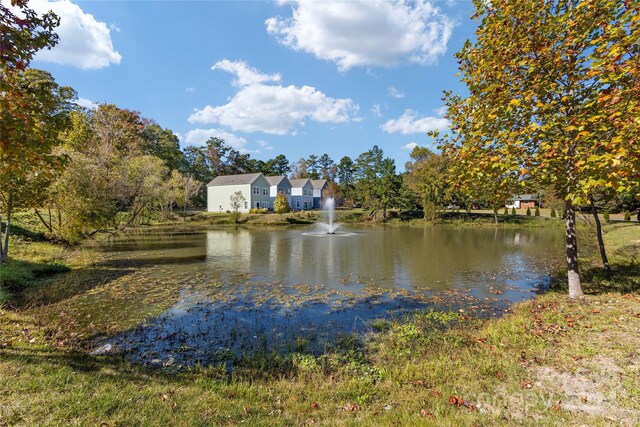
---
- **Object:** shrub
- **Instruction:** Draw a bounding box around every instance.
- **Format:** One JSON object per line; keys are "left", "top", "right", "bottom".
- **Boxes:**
{"left": 249, "top": 208, "right": 268, "bottom": 214}
{"left": 503, "top": 207, "right": 508, "bottom": 215}
{"left": 535, "top": 206, "right": 540, "bottom": 216}
{"left": 526, "top": 207, "right": 531, "bottom": 216}
{"left": 624, "top": 210, "right": 631, "bottom": 221}
{"left": 229, "top": 211, "right": 241, "bottom": 224}
{"left": 550, "top": 209, "right": 556, "bottom": 217}
{"left": 511, "top": 207, "right": 516, "bottom": 215}
{"left": 603, "top": 209, "right": 610, "bottom": 221}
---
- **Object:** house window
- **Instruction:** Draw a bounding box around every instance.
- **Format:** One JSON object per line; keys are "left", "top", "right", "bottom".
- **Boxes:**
{"left": 296, "top": 200, "right": 300, "bottom": 208}
{"left": 253, "top": 186, "right": 259, "bottom": 195}
{"left": 262, "top": 188, "right": 268, "bottom": 196}
{"left": 286, "top": 188, "right": 290, "bottom": 195}
{"left": 244, "top": 201, "right": 248, "bottom": 209}
{"left": 304, "top": 201, "right": 307, "bottom": 209}
{"left": 254, "top": 201, "right": 259, "bottom": 208}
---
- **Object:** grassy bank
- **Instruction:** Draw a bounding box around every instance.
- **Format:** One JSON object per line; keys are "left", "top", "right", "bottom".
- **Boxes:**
{"left": 1, "top": 284, "right": 638, "bottom": 425}
{"left": 1, "top": 214, "right": 638, "bottom": 425}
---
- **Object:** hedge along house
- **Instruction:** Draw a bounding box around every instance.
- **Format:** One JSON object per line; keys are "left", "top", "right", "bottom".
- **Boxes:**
{"left": 310, "top": 179, "right": 328, "bottom": 209}
{"left": 266, "top": 175, "right": 292, "bottom": 207}
{"left": 207, "top": 173, "right": 272, "bottom": 213}
{"left": 289, "top": 178, "right": 314, "bottom": 210}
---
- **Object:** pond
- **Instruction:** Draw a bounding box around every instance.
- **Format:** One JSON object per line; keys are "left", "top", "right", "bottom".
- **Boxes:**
{"left": 31, "top": 224, "right": 564, "bottom": 368}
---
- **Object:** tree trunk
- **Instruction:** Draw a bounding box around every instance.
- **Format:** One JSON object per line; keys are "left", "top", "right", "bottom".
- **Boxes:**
{"left": 565, "top": 200, "right": 583, "bottom": 298}
{"left": 422, "top": 195, "right": 428, "bottom": 219}
{"left": 35, "top": 208, "right": 53, "bottom": 233}
{"left": 589, "top": 196, "right": 611, "bottom": 272}
{"left": 0, "top": 195, "right": 12, "bottom": 263}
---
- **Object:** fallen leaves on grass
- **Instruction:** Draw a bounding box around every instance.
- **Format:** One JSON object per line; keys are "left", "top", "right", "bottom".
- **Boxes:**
{"left": 342, "top": 402, "right": 359, "bottom": 412}
{"left": 449, "top": 395, "right": 477, "bottom": 411}
{"left": 419, "top": 408, "right": 435, "bottom": 418}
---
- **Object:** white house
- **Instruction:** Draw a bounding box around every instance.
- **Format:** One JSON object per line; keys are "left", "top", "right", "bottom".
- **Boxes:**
{"left": 310, "top": 179, "right": 328, "bottom": 209}
{"left": 289, "top": 178, "right": 314, "bottom": 210}
{"left": 207, "top": 173, "right": 272, "bottom": 213}
{"left": 266, "top": 175, "right": 292, "bottom": 207}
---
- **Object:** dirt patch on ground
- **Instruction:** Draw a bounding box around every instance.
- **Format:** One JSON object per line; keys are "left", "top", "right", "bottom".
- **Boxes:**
{"left": 533, "top": 364, "right": 638, "bottom": 425}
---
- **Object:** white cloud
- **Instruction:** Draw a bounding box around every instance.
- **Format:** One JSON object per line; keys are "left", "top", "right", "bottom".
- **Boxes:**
{"left": 74, "top": 97, "right": 97, "bottom": 110}
{"left": 371, "top": 103, "right": 382, "bottom": 117}
{"left": 266, "top": 0, "right": 454, "bottom": 71}
{"left": 258, "top": 140, "right": 274, "bottom": 150}
{"left": 184, "top": 128, "right": 248, "bottom": 150}
{"left": 402, "top": 142, "right": 418, "bottom": 150}
{"left": 27, "top": 0, "right": 121, "bottom": 69}
{"left": 387, "top": 86, "right": 405, "bottom": 99}
{"left": 435, "top": 106, "right": 448, "bottom": 116}
{"left": 185, "top": 87, "right": 196, "bottom": 93}
{"left": 213, "top": 59, "right": 281, "bottom": 87}
{"left": 382, "top": 109, "right": 450, "bottom": 134}
{"left": 189, "top": 83, "right": 357, "bottom": 135}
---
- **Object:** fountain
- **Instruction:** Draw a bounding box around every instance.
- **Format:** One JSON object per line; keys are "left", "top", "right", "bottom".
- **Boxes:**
{"left": 302, "top": 197, "right": 355, "bottom": 237}
{"left": 318, "top": 197, "right": 339, "bottom": 234}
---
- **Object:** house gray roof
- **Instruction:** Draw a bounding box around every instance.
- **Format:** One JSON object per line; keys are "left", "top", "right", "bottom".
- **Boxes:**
{"left": 289, "top": 178, "right": 311, "bottom": 188}
{"left": 310, "top": 179, "right": 327, "bottom": 189}
{"left": 266, "top": 175, "right": 290, "bottom": 186}
{"left": 511, "top": 194, "right": 539, "bottom": 201}
{"left": 207, "top": 173, "right": 263, "bottom": 187}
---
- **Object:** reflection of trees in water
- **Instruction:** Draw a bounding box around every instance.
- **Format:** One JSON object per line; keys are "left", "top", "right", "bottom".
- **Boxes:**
{"left": 202, "top": 227, "right": 563, "bottom": 291}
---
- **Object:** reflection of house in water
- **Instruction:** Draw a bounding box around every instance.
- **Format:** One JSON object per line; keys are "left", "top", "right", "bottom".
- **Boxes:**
{"left": 205, "top": 230, "right": 252, "bottom": 272}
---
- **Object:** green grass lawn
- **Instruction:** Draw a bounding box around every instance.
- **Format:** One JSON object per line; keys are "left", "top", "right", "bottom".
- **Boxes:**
{"left": 1, "top": 216, "right": 638, "bottom": 426}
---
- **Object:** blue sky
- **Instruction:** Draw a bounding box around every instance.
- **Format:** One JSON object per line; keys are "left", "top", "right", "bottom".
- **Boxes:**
{"left": 24, "top": 0, "right": 477, "bottom": 170}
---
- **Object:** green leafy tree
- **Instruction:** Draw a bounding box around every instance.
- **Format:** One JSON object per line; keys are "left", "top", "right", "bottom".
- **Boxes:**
{"left": 0, "top": 1, "right": 64, "bottom": 262}
{"left": 438, "top": 0, "right": 640, "bottom": 298}
{"left": 511, "top": 207, "right": 516, "bottom": 216}
{"left": 354, "top": 145, "right": 384, "bottom": 211}
{"left": 337, "top": 156, "right": 355, "bottom": 204}
{"left": 603, "top": 209, "right": 610, "bottom": 221}
{"left": 353, "top": 146, "right": 401, "bottom": 220}
{"left": 306, "top": 154, "right": 320, "bottom": 179}
{"left": 172, "top": 172, "right": 203, "bottom": 221}
{"left": 535, "top": 206, "right": 540, "bottom": 216}
{"left": 141, "top": 122, "right": 184, "bottom": 171}
{"left": 274, "top": 192, "right": 290, "bottom": 220}
{"left": 0, "top": 0, "right": 60, "bottom": 71}
{"left": 318, "top": 153, "right": 335, "bottom": 180}
{"left": 526, "top": 207, "right": 532, "bottom": 216}
{"left": 405, "top": 146, "right": 450, "bottom": 221}
{"left": 1, "top": 69, "right": 75, "bottom": 260}
{"left": 263, "top": 154, "right": 290, "bottom": 176}
{"left": 624, "top": 210, "right": 631, "bottom": 221}
{"left": 43, "top": 106, "right": 174, "bottom": 241}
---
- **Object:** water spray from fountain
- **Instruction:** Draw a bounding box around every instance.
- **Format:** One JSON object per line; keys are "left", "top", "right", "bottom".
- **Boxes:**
{"left": 319, "top": 197, "right": 339, "bottom": 234}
